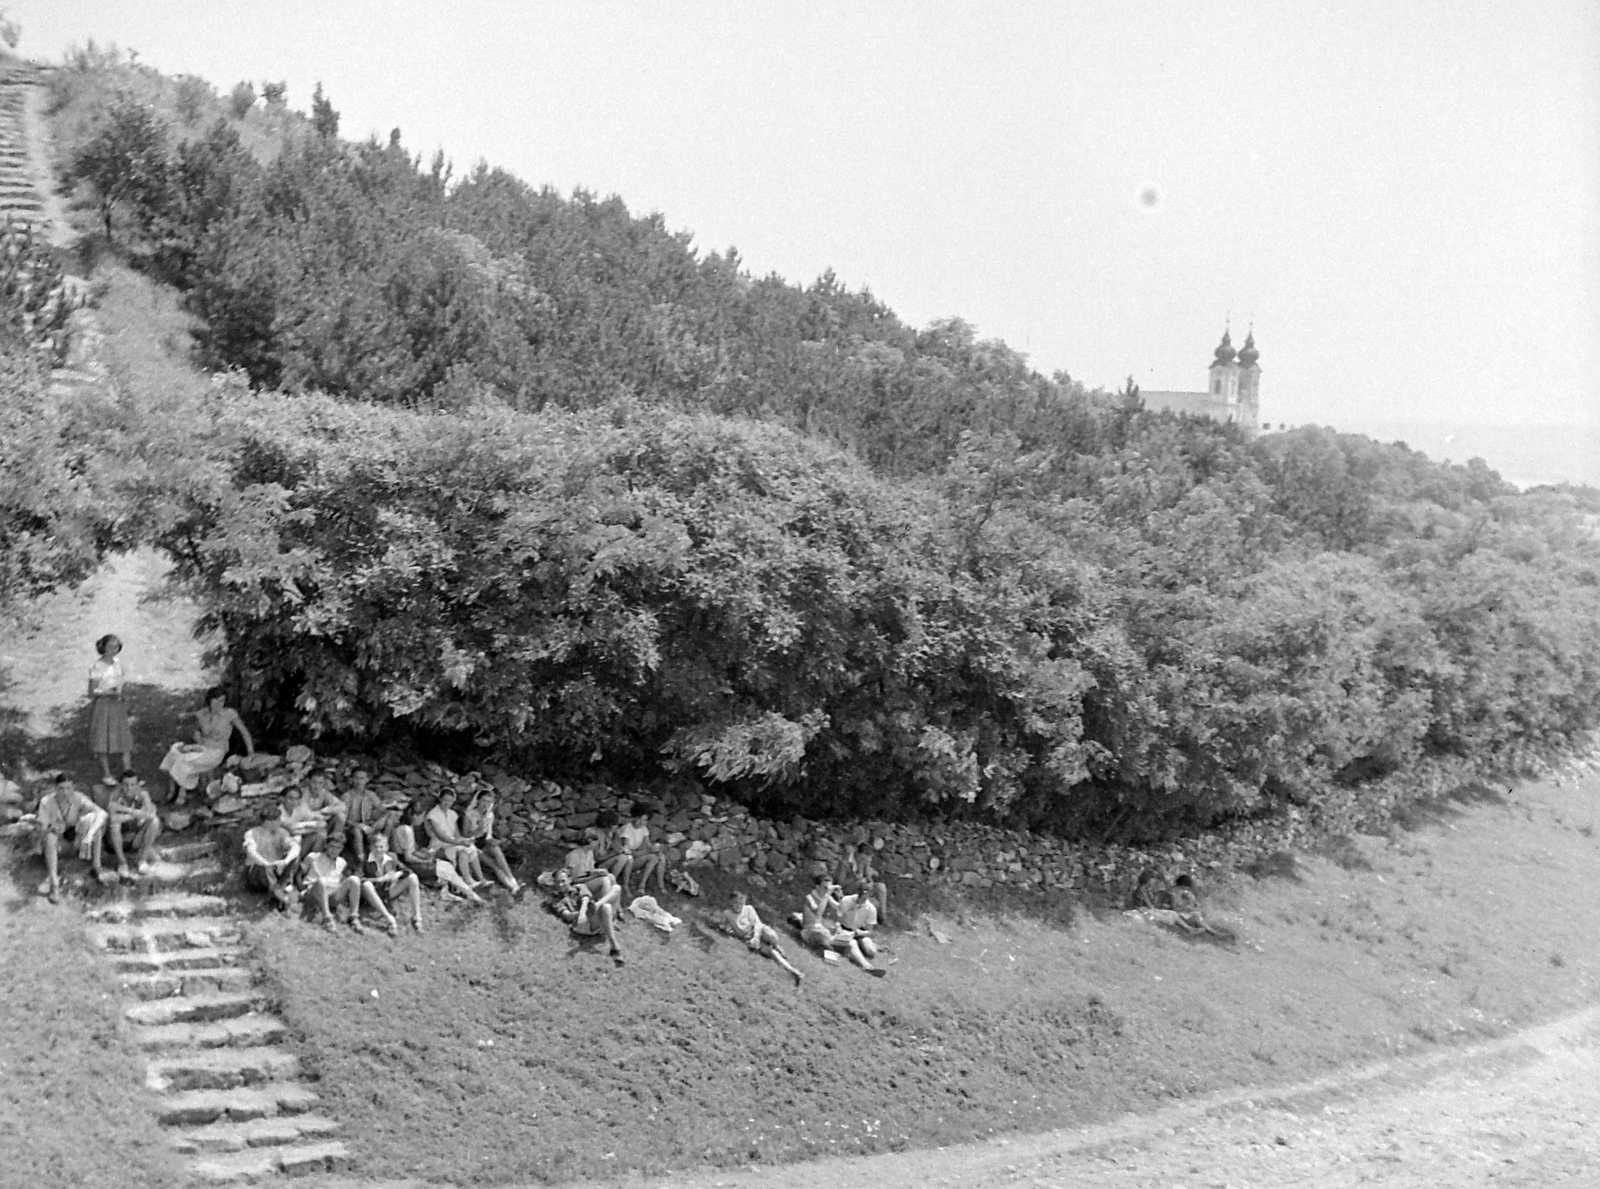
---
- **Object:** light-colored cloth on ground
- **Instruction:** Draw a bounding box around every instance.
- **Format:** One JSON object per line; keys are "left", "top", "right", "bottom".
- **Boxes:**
{"left": 159, "top": 742, "right": 227, "bottom": 791}
{"left": 627, "top": 895, "right": 682, "bottom": 933}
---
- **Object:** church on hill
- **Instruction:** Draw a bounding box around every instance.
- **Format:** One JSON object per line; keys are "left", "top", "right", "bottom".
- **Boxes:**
{"left": 1139, "top": 328, "right": 1262, "bottom": 438}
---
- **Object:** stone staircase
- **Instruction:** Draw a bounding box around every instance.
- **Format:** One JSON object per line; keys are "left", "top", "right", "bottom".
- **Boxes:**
{"left": 0, "top": 58, "right": 45, "bottom": 230}
{"left": 85, "top": 838, "right": 351, "bottom": 1182}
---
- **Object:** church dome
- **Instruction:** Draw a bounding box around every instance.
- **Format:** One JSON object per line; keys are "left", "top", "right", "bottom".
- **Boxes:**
{"left": 1237, "top": 330, "right": 1259, "bottom": 367}
{"left": 1212, "top": 329, "right": 1236, "bottom": 366}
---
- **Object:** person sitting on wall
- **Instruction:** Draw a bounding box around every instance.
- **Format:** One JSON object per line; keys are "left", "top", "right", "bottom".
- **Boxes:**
{"left": 243, "top": 814, "right": 301, "bottom": 912}
{"left": 799, "top": 872, "right": 885, "bottom": 976}
{"left": 297, "top": 834, "right": 362, "bottom": 932}
{"left": 159, "top": 686, "right": 254, "bottom": 807}
{"left": 724, "top": 889, "right": 803, "bottom": 986}
{"left": 605, "top": 802, "right": 667, "bottom": 896}
{"left": 302, "top": 769, "right": 349, "bottom": 846}
{"left": 833, "top": 838, "right": 889, "bottom": 927}
{"left": 276, "top": 786, "right": 327, "bottom": 863}
{"left": 550, "top": 868, "right": 625, "bottom": 965}
{"left": 425, "top": 785, "right": 490, "bottom": 889}
{"left": 357, "top": 829, "right": 421, "bottom": 935}
{"left": 389, "top": 798, "right": 486, "bottom": 904}
{"left": 342, "top": 768, "right": 385, "bottom": 865}
{"left": 34, "top": 773, "right": 109, "bottom": 902}
{"left": 460, "top": 775, "right": 520, "bottom": 893}
{"left": 105, "top": 769, "right": 161, "bottom": 878}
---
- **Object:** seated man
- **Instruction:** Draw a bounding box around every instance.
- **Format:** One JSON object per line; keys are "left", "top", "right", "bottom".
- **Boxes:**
{"left": 550, "top": 869, "right": 625, "bottom": 964}
{"left": 725, "top": 889, "right": 803, "bottom": 986}
{"left": 425, "top": 786, "right": 489, "bottom": 889}
{"left": 243, "top": 814, "right": 301, "bottom": 911}
{"left": 358, "top": 829, "right": 423, "bottom": 934}
{"left": 833, "top": 841, "right": 889, "bottom": 927}
{"left": 563, "top": 825, "right": 606, "bottom": 880}
{"left": 460, "top": 776, "right": 519, "bottom": 893}
{"left": 604, "top": 802, "right": 666, "bottom": 896}
{"left": 342, "top": 768, "right": 386, "bottom": 865}
{"left": 106, "top": 769, "right": 161, "bottom": 878}
{"left": 297, "top": 835, "right": 362, "bottom": 932}
{"left": 389, "top": 799, "right": 486, "bottom": 904}
{"left": 277, "top": 786, "right": 328, "bottom": 861}
{"left": 834, "top": 886, "right": 881, "bottom": 961}
{"left": 799, "top": 873, "right": 884, "bottom": 976}
{"left": 302, "top": 770, "right": 349, "bottom": 844}
{"left": 35, "top": 773, "right": 109, "bottom": 902}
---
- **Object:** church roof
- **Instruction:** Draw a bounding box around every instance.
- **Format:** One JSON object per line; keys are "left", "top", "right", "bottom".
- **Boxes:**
{"left": 1140, "top": 390, "right": 1227, "bottom": 417}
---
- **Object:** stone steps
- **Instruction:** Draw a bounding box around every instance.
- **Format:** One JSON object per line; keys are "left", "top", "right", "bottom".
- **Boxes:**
{"left": 146, "top": 1045, "right": 302, "bottom": 1093}
{"left": 125, "top": 988, "right": 272, "bottom": 1027}
{"left": 87, "top": 914, "right": 242, "bottom": 952}
{"left": 190, "top": 1140, "right": 351, "bottom": 1183}
{"left": 121, "top": 963, "right": 258, "bottom": 1001}
{"left": 171, "top": 1113, "right": 341, "bottom": 1155}
{"left": 89, "top": 891, "right": 229, "bottom": 922}
{"left": 113, "top": 943, "right": 249, "bottom": 974}
{"left": 157, "top": 839, "right": 222, "bottom": 864}
{"left": 131, "top": 1014, "right": 288, "bottom": 1053}
{"left": 157, "top": 1083, "right": 319, "bottom": 1127}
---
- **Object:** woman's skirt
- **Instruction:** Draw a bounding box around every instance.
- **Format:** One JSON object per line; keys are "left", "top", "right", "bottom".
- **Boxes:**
{"left": 89, "top": 695, "right": 132, "bottom": 755}
{"left": 159, "top": 742, "right": 227, "bottom": 791}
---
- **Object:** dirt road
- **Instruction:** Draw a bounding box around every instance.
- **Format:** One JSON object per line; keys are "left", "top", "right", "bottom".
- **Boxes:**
{"left": 587, "top": 1006, "right": 1600, "bottom": 1189}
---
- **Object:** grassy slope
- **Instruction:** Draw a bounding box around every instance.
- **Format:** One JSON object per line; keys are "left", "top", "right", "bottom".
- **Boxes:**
{"left": 21, "top": 257, "right": 1600, "bottom": 1187}
{"left": 0, "top": 850, "right": 190, "bottom": 1189}
{"left": 249, "top": 770, "right": 1600, "bottom": 1186}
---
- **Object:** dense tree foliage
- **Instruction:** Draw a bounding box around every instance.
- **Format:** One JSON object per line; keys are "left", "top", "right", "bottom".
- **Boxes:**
{"left": 24, "top": 59, "right": 1600, "bottom": 838}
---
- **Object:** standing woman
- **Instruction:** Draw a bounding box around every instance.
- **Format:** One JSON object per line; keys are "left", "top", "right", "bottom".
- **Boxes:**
{"left": 88, "top": 634, "right": 132, "bottom": 787}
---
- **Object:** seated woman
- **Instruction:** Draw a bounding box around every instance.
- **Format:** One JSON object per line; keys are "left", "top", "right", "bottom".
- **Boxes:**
{"left": 603, "top": 802, "right": 666, "bottom": 896}
{"left": 160, "top": 686, "right": 254, "bottom": 806}
{"left": 425, "top": 786, "right": 490, "bottom": 889}
{"left": 357, "top": 830, "right": 422, "bottom": 935}
{"left": 460, "top": 776, "right": 519, "bottom": 893}
{"left": 389, "top": 798, "right": 486, "bottom": 904}
{"left": 296, "top": 835, "right": 362, "bottom": 932}
{"left": 550, "top": 868, "right": 624, "bottom": 964}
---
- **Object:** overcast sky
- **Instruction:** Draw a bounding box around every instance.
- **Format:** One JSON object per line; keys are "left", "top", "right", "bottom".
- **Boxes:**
{"left": 11, "top": 1, "right": 1599, "bottom": 441}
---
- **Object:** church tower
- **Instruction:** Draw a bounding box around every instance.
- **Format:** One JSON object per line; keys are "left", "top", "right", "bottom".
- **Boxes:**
{"left": 1235, "top": 329, "right": 1261, "bottom": 438}
{"left": 1207, "top": 328, "right": 1240, "bottom": 414}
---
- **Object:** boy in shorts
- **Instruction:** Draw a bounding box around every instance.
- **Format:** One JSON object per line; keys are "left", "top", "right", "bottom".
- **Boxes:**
{"left": 726, "top": 889, "right": 803, "bottom": 985}
{"left": 35, "top": 774, "right": 109, "bottom": 902}
{"left": 800, "top": 873, "right": 884, "bottom": 976}
{"left": 106, "top": 769, "right": 161, "bottom": 878}
{"left": 243, "top": 815, "right": 301, "bottom": 911}
{"left": 358, "top": 829, "right": 422, "bottom": 934}
{"left": 551, "top": 868, "right": 625, "bottom": 964}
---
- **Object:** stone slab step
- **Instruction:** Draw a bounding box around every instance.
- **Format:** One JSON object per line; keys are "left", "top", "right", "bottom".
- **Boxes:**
{"left": 132, "top": 1014, "right": 287, "bottom": 1053}
{"left": 170, "top": 1113, "right": 340, "bottom": 1155}
{"left": 113, "top": 943, "right": 248, "bottom": 975}
{"left": 146, "top": 1045, "right": 300, "bottom": 1093}
{"left": 140, "top": 858, "right": 224, "bottom": 885}
{"left": 191, "top": 1140, "right": 349, "bottom": 1183}
{"left": 125, "top": 988, "right": 270, "bottom": 1027}
{"left": 157, "top": 1083, "right": 318, "bottom": 1127}
{"left": 121, "top": 963, "right": 256, "bottom": 1001}
{"left": 87, "top": 915, "right": 241, "bottom": 952}
{"left": 156, "top": 839, "right": 221, "bottom": 864}
{"left": 88, "top": 892, "right": 228, "bottom": 922}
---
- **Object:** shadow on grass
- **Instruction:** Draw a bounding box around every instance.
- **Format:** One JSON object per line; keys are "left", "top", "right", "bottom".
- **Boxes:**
{"left": 24, "top": 681, "right": 202, "bottom": 794}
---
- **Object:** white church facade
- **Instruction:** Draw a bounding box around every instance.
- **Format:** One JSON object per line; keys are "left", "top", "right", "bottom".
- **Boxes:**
{"left": 1139, "top": 329, "right": 1262, "bottom": 438}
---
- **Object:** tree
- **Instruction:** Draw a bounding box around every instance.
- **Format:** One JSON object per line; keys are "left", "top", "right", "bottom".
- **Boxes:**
{"left": 310, "top": 82, "right": 339, "bottom": 138}
{"left": 66, "top": 93, "right": 169, "bottom": 243}
{"left": 228, "top": 81, "right": 256, "bottom": 118}
{"left": 261, "top": 80, "right": 287, "bottom": 107}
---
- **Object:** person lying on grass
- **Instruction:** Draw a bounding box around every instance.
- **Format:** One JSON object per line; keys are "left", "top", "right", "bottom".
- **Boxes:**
{"left": 723, "top": 889, "right": 803, "bottom": 986}
{"left": 388, "top": 799, "right": 487, "bottom": 904}
{"left": 357, "top": 830, "right": 422, "bottom": 935}
{"left": 342, "top": 768, "right": 385, "bottom": 865}
{"left": 551, "top": 868, "right": 625, "bottom": 965}
{"left": 460, "top": 775, "right": 520, "bottom": 893}
{"left": 35, "top": 773, "right": 109, "bottom": 902}
{"left": 297, "top": 835, "right": 362, "bottom": 932}
{"left": 426, "top": 786, "right": 491, "bottom": 890}
{"left": 106, "top": 769, "right": 161, "bottom": 878}
{"left": 604, "top": 801, "right": 667, "bottom": 896}
{"left": 243, "top": 816, "right": 301, "bottom": 912}
{"left": 800, "top": 873, "right": 885, "bottom": 976}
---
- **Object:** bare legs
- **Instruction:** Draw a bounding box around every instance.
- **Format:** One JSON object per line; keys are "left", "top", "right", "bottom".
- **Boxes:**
{"left": 106, "top": 817, "right": 161, "bottom": 875}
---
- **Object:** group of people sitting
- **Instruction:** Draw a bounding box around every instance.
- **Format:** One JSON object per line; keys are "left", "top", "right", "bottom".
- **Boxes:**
{"left": 242, "top": 769, "right": 522, "bottom": 934}
{"left": 33, "top": 770, "right": 162, "bottom": 902}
